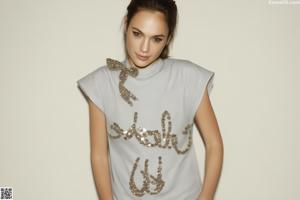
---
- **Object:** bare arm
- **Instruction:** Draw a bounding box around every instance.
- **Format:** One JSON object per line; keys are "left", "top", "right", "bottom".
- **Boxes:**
{"left": 194, "top": 88, "right": 224, "bottom": 200}
{"left": 88, "top": 99, "right": 113, "bottom": 200}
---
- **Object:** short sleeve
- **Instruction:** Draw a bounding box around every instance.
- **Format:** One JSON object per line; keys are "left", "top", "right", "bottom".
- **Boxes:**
{"left": 189, "top": 63, "right": 215, "bottom": 119}
{"left": 76, "top": 68, "right": 105, "bottom": 113}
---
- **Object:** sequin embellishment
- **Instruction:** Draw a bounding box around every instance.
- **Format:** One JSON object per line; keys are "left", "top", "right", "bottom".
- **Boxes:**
{"left": 106, "top": 58, "right": 139, "bottom": 106}
{"left": 129, "top": 156, "right": 165, "bottom": 197}
{"left": 109, "top": 110, "right": 194, "bottom": 154}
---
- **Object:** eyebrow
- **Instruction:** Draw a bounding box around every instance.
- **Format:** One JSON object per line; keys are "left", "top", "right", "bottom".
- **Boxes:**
{"left": 132, "top": 27, "right": 166, "bottom": 37}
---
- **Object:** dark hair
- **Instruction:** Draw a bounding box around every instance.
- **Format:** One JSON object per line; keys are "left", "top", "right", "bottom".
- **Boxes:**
{"left": 123, "top": 0, "right": 178, "bottom": 59}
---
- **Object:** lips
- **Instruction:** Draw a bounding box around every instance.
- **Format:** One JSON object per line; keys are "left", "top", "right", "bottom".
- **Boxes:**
{"left": 136, "top": 53, "right": 150, "bottom": 61}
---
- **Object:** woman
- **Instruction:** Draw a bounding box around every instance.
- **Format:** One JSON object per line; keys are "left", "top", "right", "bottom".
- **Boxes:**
{"left": 77, "top": 0, "right": 223, "bottom": 199}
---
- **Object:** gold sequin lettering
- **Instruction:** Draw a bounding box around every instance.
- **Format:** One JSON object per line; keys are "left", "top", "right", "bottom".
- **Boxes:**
{"left": 129, "top": 156, "right": 165, "bottom": 197}
{"left": 106, "top": 58, "right": 139, "bottom": 106}
{"left": 109, "top": 110, "right": 193, "bottom": 154}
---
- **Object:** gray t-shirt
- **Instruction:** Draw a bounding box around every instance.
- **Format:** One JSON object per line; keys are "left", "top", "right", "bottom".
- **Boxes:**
{"left": 77, "top": 57, "right": 215, "bottom": 200}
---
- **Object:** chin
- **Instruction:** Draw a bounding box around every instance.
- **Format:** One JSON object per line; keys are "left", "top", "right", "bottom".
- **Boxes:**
{"left": 134, "top": 60, "right": 150, "bottom": 68}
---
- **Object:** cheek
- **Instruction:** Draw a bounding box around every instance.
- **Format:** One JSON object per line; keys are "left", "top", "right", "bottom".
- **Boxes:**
{"left": 125, "top": 35, "right": 131, "bottom": 48}
{"left": 126, "top": 36, "right": 139, "bottom": 50}
{"left": 154, "top": 43, "right": 166, "bottom": 54}
{"left": 125, "top": 32, "right": 132, "bottom": 45}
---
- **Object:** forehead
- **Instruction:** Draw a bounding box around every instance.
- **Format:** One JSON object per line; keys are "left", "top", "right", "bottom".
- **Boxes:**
{"left": 129, "top": 9, "right": 169, "bottom": 35}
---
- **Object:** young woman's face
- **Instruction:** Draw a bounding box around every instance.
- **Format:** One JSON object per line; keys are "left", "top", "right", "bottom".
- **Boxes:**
{"left": 125, "top": 10, "right": 170, "bottom": 68}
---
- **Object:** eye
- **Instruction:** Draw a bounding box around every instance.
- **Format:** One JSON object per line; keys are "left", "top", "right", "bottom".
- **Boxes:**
{"left": 153, "top": 37, "right": 163, "bottom": 43}
{"left": 132, "top": 31, "right": 141, "bottom": 37}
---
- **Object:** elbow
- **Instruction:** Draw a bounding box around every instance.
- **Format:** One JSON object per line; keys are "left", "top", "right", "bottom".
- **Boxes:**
{"left": 205, "top": 136, "right": 224, "bottom": 151}
{"left": 90, "top": 153, "right": 109, "bottom": 163}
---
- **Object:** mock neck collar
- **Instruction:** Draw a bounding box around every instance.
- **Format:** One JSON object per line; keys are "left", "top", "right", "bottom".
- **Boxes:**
{"left": 122, "top": 57, "right": 164, "bottom": 79}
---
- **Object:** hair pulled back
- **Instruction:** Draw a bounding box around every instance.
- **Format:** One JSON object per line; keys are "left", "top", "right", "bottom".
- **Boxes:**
{"left": 124, "top": 0, "right": 178, "bottom": 58}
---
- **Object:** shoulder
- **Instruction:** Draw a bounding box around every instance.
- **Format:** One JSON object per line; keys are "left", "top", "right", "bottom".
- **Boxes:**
{"left": 77, "top": 64, "right": 111, "bottom": 83}
{"left": 163, "top": 57, "right": 213, "bottom": 76}
{"left": 87, "top": 64, "right": 109, "bottom": 78}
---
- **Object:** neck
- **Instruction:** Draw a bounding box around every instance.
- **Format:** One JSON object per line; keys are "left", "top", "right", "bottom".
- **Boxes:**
{"left": 123, "top": 56, "right": 164, "bottom": 80}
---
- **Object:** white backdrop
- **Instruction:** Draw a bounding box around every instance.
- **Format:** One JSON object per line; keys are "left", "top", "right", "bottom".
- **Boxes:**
{"left": 0, "top": 0, "right": 299, "bottom": 199}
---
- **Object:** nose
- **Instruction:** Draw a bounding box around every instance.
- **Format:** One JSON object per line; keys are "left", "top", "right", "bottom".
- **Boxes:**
{"left": 140, "top": 38, "right": 150, "bottom": 53}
